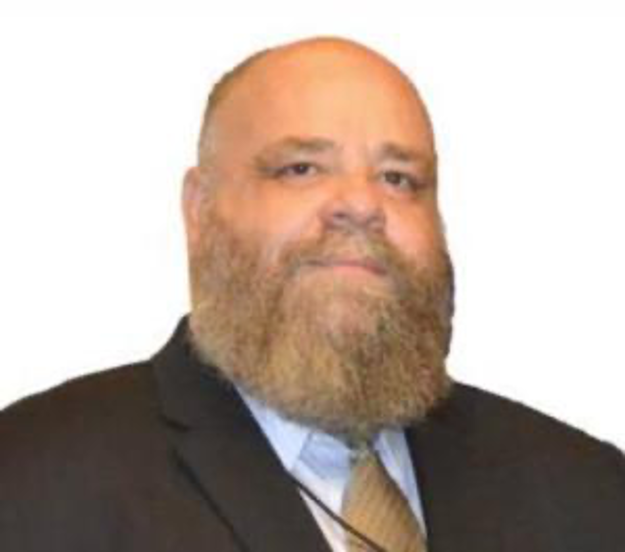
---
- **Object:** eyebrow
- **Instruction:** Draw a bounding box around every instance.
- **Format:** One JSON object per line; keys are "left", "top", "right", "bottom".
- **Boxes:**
{"left": 374, "top": 141, "right": 432, "bottom": 165}
{"left": 251, "top": 136, "right": 435, "bottom": 173}
{"left": 255, "top": 136, "right": 339, "bottom": 160}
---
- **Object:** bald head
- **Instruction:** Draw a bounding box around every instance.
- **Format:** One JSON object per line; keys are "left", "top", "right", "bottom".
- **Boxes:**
{"left": 198, "top": 37, "right": 434, "bottom": 167}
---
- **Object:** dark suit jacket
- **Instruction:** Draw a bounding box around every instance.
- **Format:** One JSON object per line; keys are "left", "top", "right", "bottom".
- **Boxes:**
{"left": 1, "top": 317, "right": 624, "bottom": 551}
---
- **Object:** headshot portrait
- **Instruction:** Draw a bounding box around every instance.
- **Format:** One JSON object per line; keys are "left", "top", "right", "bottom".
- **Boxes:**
{"left": 1, "top": 12, "right": 624, "bottom": 552}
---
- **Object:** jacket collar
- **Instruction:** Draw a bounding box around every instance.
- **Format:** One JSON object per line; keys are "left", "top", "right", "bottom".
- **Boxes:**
{"left": 152, "top": 316, "right": 332, "bottom": 552}
{"left": 406, "top": 386, "right": 562, "bottom": 552}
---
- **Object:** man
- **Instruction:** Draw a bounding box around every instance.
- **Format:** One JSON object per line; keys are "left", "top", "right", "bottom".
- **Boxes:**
{"left": 1, "top": 36, "right": 624, "bottom": 552}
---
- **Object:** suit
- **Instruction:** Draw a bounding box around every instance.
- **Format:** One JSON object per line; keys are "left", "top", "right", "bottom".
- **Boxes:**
{"left": 1, "top": 316, "right": 624, "bottom": 551}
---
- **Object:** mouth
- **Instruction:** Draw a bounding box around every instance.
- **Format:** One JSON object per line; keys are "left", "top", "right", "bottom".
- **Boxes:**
{"left": 305, "top": 258, "right": 388, "bottom": 277}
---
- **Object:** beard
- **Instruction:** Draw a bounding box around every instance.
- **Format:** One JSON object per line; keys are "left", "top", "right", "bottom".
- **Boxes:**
{"left": 188, "top": 206, "right": 455, "bottom": 442}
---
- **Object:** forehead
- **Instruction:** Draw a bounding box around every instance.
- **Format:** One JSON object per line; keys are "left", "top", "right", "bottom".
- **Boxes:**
{"left": 209, "top": 44, "right": 435, "bottom": 161}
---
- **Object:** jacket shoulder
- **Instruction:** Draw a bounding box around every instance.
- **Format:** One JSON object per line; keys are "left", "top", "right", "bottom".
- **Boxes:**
{"left": 448, "top": 382, "right": 625, "bottom": 469}
{"left": 0, "top": 361, "right": 157, "bottom": 441}
{"left": 0, "top": 361, "right": 161, "bottom": 492}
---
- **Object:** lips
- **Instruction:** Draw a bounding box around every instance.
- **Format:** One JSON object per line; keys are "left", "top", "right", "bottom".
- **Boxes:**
{"left": 307, "top": 257, "right": 387, "bottom": 276}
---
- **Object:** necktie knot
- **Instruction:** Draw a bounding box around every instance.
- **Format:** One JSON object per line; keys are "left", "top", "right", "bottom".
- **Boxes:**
{"left": 341, "top": 445, "right": 427, "bottom": 552}
{"left": 348, "top": 441, "right": 376, "bottom": 465}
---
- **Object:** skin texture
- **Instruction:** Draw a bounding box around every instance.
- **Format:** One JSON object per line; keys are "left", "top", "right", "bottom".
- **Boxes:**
{"left": 182, "top": 37, "right": 454, "bottom": 441}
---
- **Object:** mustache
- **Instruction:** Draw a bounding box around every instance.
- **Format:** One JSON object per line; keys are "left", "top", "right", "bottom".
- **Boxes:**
{"left": 279, "top": 229, "right": 404, "bottom": 281}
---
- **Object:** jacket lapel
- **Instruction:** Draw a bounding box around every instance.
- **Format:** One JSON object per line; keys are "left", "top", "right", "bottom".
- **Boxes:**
{"left": 407, "top": 386, "right": 562, "bottom": 552}
{"left": 152, "top": 318, "right": 331, "bottom": 552}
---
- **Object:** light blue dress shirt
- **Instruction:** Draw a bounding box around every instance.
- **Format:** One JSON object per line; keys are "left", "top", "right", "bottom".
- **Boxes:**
{"left": 240, "top": 392, "right": 428, "bottom": 552}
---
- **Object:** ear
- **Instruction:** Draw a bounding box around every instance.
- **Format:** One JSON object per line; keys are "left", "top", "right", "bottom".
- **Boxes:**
{"left": 182, "top": 167, "right": 209, "bottom": 257}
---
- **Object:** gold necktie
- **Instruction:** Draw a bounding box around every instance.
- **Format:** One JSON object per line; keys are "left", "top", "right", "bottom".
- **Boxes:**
{"left": 341, "top": 446, "right": 427, "bottom": 552}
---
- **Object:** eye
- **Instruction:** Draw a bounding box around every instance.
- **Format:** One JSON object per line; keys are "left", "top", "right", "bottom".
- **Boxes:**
{"left": 381, "top": 170, "right": 421, "bottom": 192}
{"left": 275, "top": 162, "right": 319, "bottom": 179}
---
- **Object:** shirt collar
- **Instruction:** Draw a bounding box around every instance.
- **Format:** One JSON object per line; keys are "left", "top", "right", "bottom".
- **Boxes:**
{"left": 239, "top": 390, "right": 313, "bottom": 472}
{"left": 238, "top": 388, "right": 408, "bottom": 471}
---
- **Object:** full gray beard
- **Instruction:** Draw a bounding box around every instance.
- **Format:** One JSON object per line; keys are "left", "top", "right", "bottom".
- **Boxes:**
{"left": 188, "top": 209, "right": 454, "bottom": 442}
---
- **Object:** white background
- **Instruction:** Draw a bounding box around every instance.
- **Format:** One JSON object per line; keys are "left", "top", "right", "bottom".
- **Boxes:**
{"left": 1, "top": 8, "right": 624, "bottom": 449}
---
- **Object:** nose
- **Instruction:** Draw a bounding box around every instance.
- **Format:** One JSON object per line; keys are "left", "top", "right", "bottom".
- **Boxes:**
{"left": 319, "top": 174, "right": 386, "bottom": 233}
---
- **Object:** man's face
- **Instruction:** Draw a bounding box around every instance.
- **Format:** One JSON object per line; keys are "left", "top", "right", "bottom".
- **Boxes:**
{"left": 191, "top": 45, "right": 444, "bottom": 287}
{"left": 184, "top": 41, "right": 454, "bottom": 440}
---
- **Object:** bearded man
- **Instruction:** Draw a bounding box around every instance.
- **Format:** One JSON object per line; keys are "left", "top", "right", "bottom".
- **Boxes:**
{"left": 1, "top": 37, "right": 624, "bottom": 552}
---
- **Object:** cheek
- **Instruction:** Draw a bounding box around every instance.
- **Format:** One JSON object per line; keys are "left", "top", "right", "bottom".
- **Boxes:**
{"left": 219, "top": 186, "right": 324, "bottom": 266}
{"left": 386, "top": 206, "right": 445, "bottom": 263}
{"left": 261, "top": 201, "right": 324, "bottom": 265}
